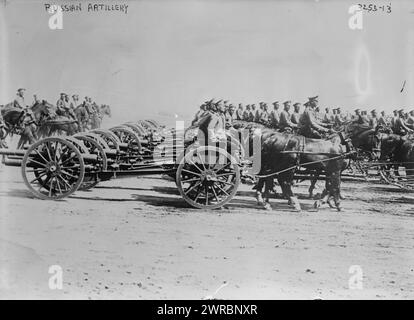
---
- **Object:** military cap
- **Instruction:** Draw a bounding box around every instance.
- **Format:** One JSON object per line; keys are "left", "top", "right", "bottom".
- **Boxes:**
{"left": 371, "top": 109, "right": 377, "bottom": 113}
{"left": 272, "top": 101, "right": 279, "bottom": 105}
{"left": 60, "top": 92, "right": 66, "bottom": 96}
{"left": 308, "top": 96, "right": 318, "bottom": 102}
{"left": 283, "top": 100, "right": 291, "bottom": 106}
{"left": 304, "top": 101, "right": 311, "bottom": 107}
{"left": 399, "top": 109, "right": 405, "bottom": 113}
{"left": 293, "top": 102, "right": 301, "bottom": 107}
{"left": 354, "top": 109, "right": 360, "bottom": 112}
{"left": 17, "top": 88, "right": 26, "bottom": 92}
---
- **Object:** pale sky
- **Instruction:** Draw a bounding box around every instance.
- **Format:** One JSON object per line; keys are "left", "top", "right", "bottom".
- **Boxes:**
{"left": 1, "top": 0, "right": 414, "bottom": 125}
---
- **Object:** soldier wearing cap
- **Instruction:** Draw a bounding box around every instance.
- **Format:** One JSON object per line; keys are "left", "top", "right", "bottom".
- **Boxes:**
{"left": 361, "top": 110, "right": 369, "bottom": 124}
{"left": 254, "top": 103, "right": 263, "bottom": 123}
{"left": 268, "top": 101, "right": 280, "bottom": 129}
{"left": 323, "top": 107, "right": 334, "bottom": 125}
{"left": 369, "top": 109, "right": 378, "bottom": 129}
{"left": 377, "top": 111, "right": 388, "bottom": 128}
{"left": 334, "top": 107, "right": 346, "bottom": 126}
{"left": 297, "top": 96, "right": 330, "bottom": 138}
{"left": 394, "top": 109, "right": 414, "bottom": 135}
{"left": 406, "top": 110, "right": 414, "bottom": 130}
{"left": 291, "top": 103, "right": 301, "bottom": 125}
{"left": 242, "top": 105, "right": 250, "bottom": 121}
{"left": 352, "top": 109, "right": 361, "bottom": 121}
{"left": 225, "top": 104, "right": 236, "bottom": 128}
{"left": 70, "top": 94, "right": 79, "bottom": 109}
{"left": 56, "top": 92, "right": 68, "bottom": 117}
{"left": 279, "top": 100, "right": 297, "bottom": 131}
{"left": 390, "top": 109, "right": 399, "bottom": 132}
{"left": 31, "top": 94, "right": 41, "bottom": 107}
{"left": 259, "top": 103, "right": 270, "bottom": 125}
{"left": 236, "top": 103, "right": 244, "bottom": 120}
{"left": 14, "top": 88, "right": 26, "bottom": 110}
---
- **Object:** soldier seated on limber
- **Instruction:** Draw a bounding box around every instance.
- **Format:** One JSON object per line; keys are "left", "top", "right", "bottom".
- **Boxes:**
{"left": 297, "top": 96, "right": 330, "bottom": 139}
{"left": 394, "top": 109, "right": 414, "bottom": 135}
{"left": 278, "top": 100, "right": 297, "bottom": 133}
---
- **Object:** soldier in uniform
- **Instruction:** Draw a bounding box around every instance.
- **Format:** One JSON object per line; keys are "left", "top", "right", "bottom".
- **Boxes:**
{"left": 251, "top": 104, "right": 257, "bottom": 122}
{"left": 14, "top": 88, "right": 26, "bottom": 109}
{"left": 323, "top": 107, "right": 334, "bottom": 125}
{"left": 334, "top": 107, "right": 346, "bottom": 126}
{"left": 377, "top": 111, "right": 388, "bottom": 128}
{"left": 259, "top": 103, "right": 270, "bottom": 125}
{"left": 224, "top": 104, "right": 236, "bottom": 128}
{"left": 70, "top": 94, "right": 79, "bottom": 109}
{"left": 242, "top": 105, "right": 251, "bottom": 121}
{"left": 254, "top": 103, "right": 263, "bottom": 123}
{"left": 369, "top": 109, "right": 378, "bottom": 129}
{"left": 297, "top": 96, "right": 330, "bottom": 138}
{"left": 31, "top": 94, "right": 41, "bottom": 107}
{"left": 291, "top": 102, "right": 301, "bottom": 125}
{"left": 394, "top": 109, "right": 414, "bottom": 135}
{"left": 279, "top": 100, "right": 297, "bottom": 132}
{"left": 56, "top": 93, "right": 68, "bottom": 117}
{"left": 406, "top": 110, "right": 414, "bottom": 130}
{"left": 390, "top": 109, "right": 399, "bottom": 132}
{"left": 268, "top": 101, "right": 280, "bottom": 129}
{"left": 236, "top": 103, "right": 244, "bottom": 120}
{"left": 361, "top": 110, "right": 369, "bottom": 124}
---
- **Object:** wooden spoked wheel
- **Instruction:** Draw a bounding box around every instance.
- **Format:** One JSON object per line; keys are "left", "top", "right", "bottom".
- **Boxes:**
{"left": 176, "top": 146, "right": 240, "bottom": 209}
{"left": 90, "top": 129, "right": 121, "bottom": 151}
{"left": 21, "top": 137, "right": 85, "bottom": 200}
{"left": 110, "top": 126, "right": 142, "bottom": 153}
{"left": 123, "top": 122, "right": 146, "bottom": 136}
{"left": 74, "top": 135, "right": 108, "bottom": 190}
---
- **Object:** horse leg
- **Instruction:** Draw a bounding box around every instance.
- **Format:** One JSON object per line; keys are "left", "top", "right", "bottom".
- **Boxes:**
{"left": 330, "top": 170, "right": 343, "bottom": 211}
{"left": 314, "top": 177, "right": 330, "bottom": 210}
{"left": 254, "top": 178, "right": 265, "bottom": 207}
{"left": 281, "top": 171, "right": 301, "bottom": 211}
{"left": 262, "top": 177, "right": 273, "bottom": 210}
{"left": 308, "top": 170, "right": 320, "bottom": 199}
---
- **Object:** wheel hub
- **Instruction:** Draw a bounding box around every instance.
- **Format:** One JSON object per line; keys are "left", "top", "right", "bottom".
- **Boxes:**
{"left": 47, "top": 162, "right": 60, "bottom": 175}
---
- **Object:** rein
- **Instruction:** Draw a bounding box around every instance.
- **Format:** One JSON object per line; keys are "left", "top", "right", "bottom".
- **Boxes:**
{"left": 254, "top": 150, "right": 357, "bottom": 179}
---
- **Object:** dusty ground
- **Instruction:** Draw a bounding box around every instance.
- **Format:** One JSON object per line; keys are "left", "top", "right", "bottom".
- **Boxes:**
{"left": 0, "top": 163, "right": 414, "bottom": 300}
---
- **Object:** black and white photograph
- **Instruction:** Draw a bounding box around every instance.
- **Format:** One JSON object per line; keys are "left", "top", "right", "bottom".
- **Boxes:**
{"left": 0, "top": 0, "right": 413, "bottom": 302}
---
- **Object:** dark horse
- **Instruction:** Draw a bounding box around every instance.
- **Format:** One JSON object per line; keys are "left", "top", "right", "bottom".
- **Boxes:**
{"left": 305, "top": 122, "right": 384, "bottom": 198}
{"left": 32, "top": 100, "right": 80, "bottom": 138}
{"left": 377, "top": 133, "right": 414, "bottom": 180}
{"left": 252, "top": 129, "right": 354, "bottom": 212}
{"left": 0, "top": 102, "right": 38, "bottom": 148}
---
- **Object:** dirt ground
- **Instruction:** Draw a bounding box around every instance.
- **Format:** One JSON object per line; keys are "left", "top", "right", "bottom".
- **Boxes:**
{"left": 1, "top": 162, "right": 414, "bottom": 300}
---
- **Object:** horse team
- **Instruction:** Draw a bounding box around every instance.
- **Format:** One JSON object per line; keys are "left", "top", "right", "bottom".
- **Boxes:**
{"left": 191, "top": 97, "right": 414, "bottom": 212}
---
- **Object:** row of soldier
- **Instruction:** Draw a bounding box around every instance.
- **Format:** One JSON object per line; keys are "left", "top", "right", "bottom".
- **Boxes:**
{"left": 12, "top": 88, "right": 103, "bottom": 121}
{"left": 192, "top": 97, "right": 414, "bottom": 138}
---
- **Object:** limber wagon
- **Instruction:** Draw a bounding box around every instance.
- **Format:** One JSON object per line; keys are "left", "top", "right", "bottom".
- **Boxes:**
{"left": 0, "top": 119, "right": 243, "bottom": 209}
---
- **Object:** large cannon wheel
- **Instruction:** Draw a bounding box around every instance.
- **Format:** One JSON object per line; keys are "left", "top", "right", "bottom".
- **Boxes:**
{"left": 110, "top": 126, "right": 142, "bottom": 153}
{"left": 90, "top": 129, "right": 121, "bottom": 151}
{"left": 21, "top": 137, "right": 85, "bottom": 200}
{"left": 176, "top": 145, "right": 240, "bottom": 209}
{"left": 74, "top": 135, "right": 108, "bottom": 190}
{"left": 123, "top": 122, "right": 146, "bottom": 136}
